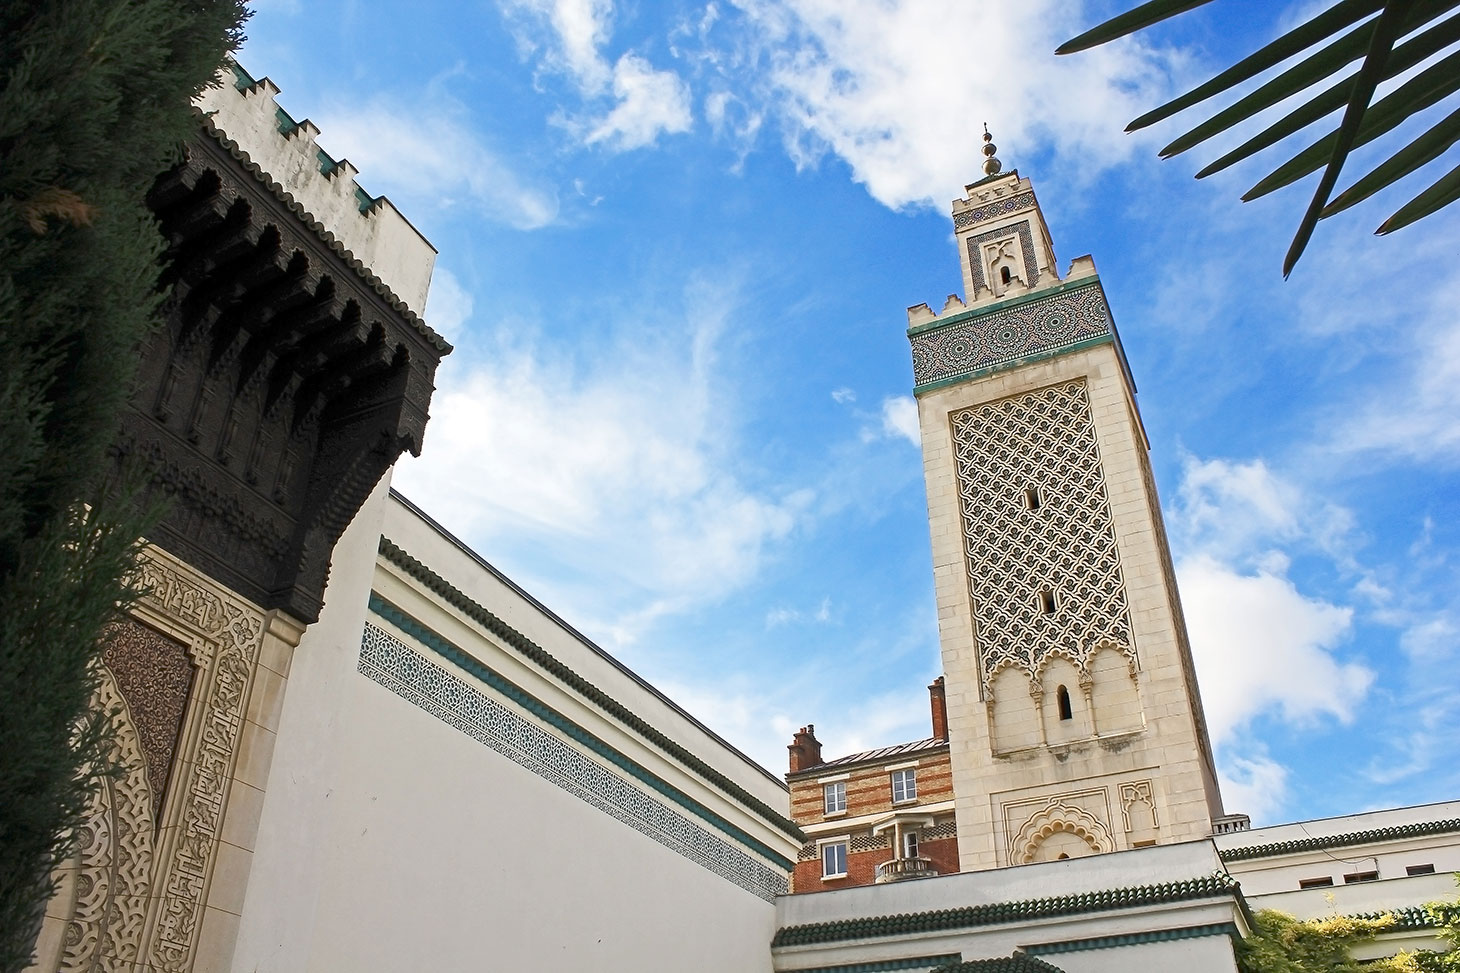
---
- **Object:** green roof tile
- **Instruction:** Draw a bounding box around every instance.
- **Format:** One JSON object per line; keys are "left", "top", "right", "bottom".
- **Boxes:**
{"left": 1220, "top": 819, "right": 1460, "bottom": 861}
{"left": 771, "top": 872, "right": 1241, "bottom": 947}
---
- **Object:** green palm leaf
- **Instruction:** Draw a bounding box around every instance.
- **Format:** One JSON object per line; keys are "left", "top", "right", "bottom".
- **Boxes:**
{"left": 1282, "top": 0, "right": 1416, "bottom": 276}
{"left": 1194, "top": 9, "right": 1460, "bottom": 178}
{"left": 1377, "top": 160, "right": 1460, "bottom": 232}
{"left": 1131, "top": 0, "right": 1384, "bottom": 136}
{"left": 1244, "top": 45, "right": 1460, "bottom": 201}
{"left": 1061, "top": 0, "right": 1460, "bottom": 272}
{"left": 1056, "top": 0, "right": 1216, "bottom": 55}
{"left": 1323, "top": 105, "right": 1460, "bottom": 216}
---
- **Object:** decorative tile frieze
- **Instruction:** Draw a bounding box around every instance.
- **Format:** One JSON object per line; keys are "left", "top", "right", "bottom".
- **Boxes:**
{"left": 910, "top": 282, "right": 1111, "bottom": 391}
{"left": 358, "top": 620, "right": 789, "bottom": 902}
{"left": 953, "top": 191, "right": 1036, "bottom": 230}
{"left": 950, "top": 380, "right": 1134, "bottom": 695}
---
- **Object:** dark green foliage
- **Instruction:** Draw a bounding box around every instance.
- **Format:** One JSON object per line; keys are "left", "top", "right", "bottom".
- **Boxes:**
{"left": 1060, "top": 0, "right": 1460, "bottom": 275}
{"left": 0, "top": 2, "right": 246, "bottom": 970}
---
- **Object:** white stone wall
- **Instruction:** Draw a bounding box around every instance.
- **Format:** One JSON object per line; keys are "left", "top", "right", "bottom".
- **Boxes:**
{"left": 232, "top": 485, "right": 792, "bottom": 972}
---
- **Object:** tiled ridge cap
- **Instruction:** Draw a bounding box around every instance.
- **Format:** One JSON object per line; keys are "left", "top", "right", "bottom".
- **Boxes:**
{"left": 193, "top": 110, "right": 452, "bottom": 355}
{"left": 377, "top": 536, "right": 805, "bottom": 843}
{"left": 930, "top": 957, "right": 1065, "bottom": 973}
{"left": 1220, "top": 818, "right": 1460, "bottom": 861}
{"left": 771, "top": 872, "right": 1241, "bottom": 948}
{"left": 1341, "top": 904, "right": 1435, "bottom": 930}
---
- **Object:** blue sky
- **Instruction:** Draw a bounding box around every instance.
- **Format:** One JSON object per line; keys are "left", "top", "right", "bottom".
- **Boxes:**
{"left": 241, "top": 0, "right": 1460, "bottom": 826}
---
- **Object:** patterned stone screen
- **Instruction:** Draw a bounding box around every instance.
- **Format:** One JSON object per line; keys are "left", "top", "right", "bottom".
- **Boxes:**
{"left": 950, "top": 379, "right": 1134, "bottom": 695}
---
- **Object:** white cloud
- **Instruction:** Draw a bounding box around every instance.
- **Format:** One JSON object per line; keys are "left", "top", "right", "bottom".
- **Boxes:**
{"left": 830, "top": 387, "right": 855, "bottom": 404}
{"left": 1218, "top": 752, "right": 1289, "bottom": 825}
{"left": 394, "top": 276, "right": 810, "bottom": 642}
{"left": 314, "top": 98, "right": 558, "bottom": 229}
{"left": 730, "top": 0, "right": 1179, "bottom": 209}
{"left": 585, "top": 54, "right": 694, "bottom": 150}
{"left": 502, "top": 0, "right": 693, "bottom": 151}
{"left": 879, "top": 395, "right": 920, "bottom": 446}
{"left": 1179, "top": 554, "right": 1367, "bottom": 744}
{"left": 423, "top": 267, "right": 474, "bottom": 341}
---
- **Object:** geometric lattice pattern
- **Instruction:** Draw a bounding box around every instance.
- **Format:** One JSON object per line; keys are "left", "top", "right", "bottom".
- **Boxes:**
{"left": 909, "top": 281, "right": 1112, "bottom": 391}
{"left": 951, "top": 379, "right": 1133, "bottom": 695}
{"left": 358, "top": 622, "right": 788, "bottom": 902}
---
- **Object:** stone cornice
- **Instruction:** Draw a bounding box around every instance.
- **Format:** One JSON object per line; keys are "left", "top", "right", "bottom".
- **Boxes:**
{"left": 1220, "top": 818, "right": 1460, "bottom": 862}
{"left": 771, "top": 872, "right": 1241, "bottom": 948}
{"left": 376, "top": 537, "right": 805, "bottom": 844}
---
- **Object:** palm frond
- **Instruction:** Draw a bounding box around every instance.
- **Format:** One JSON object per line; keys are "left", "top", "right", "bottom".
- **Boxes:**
{"left": 1377, "top": 159, "right": 1460, "bottom": 231}
{"left": 1129, "top": 0, "right": 1383, "bottom": 134}
{"left": 1056, "top": 0, "right": 1216, "bottom": 55}
{"left": 1323, "top": 105, "right": 1460, "bottom": 216}
{"left": 1283, "top": 0, "right": 1417, "bottom": 275}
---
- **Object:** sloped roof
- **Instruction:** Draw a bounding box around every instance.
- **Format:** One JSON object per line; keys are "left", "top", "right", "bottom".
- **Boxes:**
{"left": 930, "top": 956, "right": 1065, "bottom": 973}
{"left": 790, "top": 737, "right": 948, "bottom": 778}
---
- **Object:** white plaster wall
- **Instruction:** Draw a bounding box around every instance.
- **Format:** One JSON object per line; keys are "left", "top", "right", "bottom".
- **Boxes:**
{"left": 1052, "top": 936, "right": 1238, "bottom": 973}
{"left": 232, "top": 474, "right": 396, "bottom": 972}
{"left": 296, "top": 670, "right": 776, "bottom": 972}
{"left": 1218, "top": 802, "right": 1460, "bottom": 894}
{"left": 235, "top": 480, "right": 783, "bottom": 972}
{"left": 380, "top": 493, "right": 789, "bottom": 814}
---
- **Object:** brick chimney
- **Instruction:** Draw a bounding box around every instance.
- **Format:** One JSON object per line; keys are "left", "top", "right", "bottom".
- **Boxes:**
{"left": 929, "top": 677, "right": 948, "bottom": 742}
{"left": 788, "top": 725, "right": 823, "bottom": 774}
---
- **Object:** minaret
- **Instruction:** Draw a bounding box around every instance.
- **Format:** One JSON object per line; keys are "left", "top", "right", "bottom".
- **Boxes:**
{"left": 907, "top": 132, "right": 1222, "bottom": 871}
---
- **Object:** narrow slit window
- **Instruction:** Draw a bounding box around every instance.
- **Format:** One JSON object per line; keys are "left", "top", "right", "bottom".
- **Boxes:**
{"left": 1408, "top": 864, "right": 1436, "bottom": 876}
{"left": 1056, "top": 685, "right": 1073, "bottom": 721}
{"left": 1000, "top": 266, "right": 1012, "bottom": 285}
{"left": 1039, "top": 589, "right": 1057, "bottom": 615}
{"left": 1343, "top": 870, "right": 1379, "bottom": 884}
{"left": 1299, "top": 877, "right": 1334, "bottom": 889}
{"left": 1023, "top": 486, "right": 1042, "bottom": 511}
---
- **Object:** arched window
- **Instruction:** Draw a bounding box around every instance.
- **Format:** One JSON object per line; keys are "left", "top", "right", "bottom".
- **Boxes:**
{"left": 1000, "top": 265, "right": 1012, "bottom": 285}
{"left": 1057, "top": 685, "right": 1073, "bottom": 721}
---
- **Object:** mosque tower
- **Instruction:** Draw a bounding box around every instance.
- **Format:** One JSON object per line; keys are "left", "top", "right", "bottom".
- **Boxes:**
{"left": 906, "top": 131, "right": 1224, "bottom": 871}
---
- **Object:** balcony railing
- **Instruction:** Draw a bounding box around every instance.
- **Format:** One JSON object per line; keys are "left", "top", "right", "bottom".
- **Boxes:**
{"left": 875, "top": 857, "right": 936, "bottom": 884}
{"left": 1212, "top": 814, "right": 1251, "bottom": 835}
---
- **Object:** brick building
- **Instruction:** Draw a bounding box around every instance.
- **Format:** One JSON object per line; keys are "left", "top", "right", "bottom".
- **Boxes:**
{"left": 787, "top": 678, "right": 960, "bottom": 892}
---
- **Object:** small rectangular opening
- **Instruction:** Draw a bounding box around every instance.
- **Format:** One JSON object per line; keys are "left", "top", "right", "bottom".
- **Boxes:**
{"left": 1343, "top": 870, "right": 1379, "bottom": 884}
{"left": 1039, "top": 589, "right": 1056, "bottom": 615}
{"left": 1408, "top": 864, "right": 1436, "bottom": 876}
{"left": 1023, "top": 486, "right": 1042, "bottom": 511}
{"left": 1299, "top": 877, "right": 1334, "bottom": 889}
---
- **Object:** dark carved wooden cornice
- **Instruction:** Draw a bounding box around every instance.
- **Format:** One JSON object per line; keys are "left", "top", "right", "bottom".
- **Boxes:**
{"left": 118, "top": 132, "right": 450, "bottom": 624}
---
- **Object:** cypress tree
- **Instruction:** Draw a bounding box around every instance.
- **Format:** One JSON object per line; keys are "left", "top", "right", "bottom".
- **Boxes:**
{"left": 0, "top": 2, "right": 247, "bottom": 969}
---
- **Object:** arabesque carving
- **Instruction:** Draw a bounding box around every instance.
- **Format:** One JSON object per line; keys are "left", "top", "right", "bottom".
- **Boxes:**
{"left": 1012, "top": 800, "right": 1113, "bottom": 864}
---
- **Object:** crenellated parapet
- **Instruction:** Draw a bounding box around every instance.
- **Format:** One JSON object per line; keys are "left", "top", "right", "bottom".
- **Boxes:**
{"left": 194, "top": 61, "right": 436, "bottom": 315}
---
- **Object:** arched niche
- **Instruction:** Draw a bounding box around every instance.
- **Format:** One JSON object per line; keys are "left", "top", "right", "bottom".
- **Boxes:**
{"left": 1088, "top": 644, "right": 1142, "bottom": 735}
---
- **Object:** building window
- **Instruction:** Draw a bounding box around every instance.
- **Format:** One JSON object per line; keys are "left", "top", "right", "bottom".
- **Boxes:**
{"left": 1299, "top": 877, "right": 1334, "bottom": 889}
{"left": 1343, "top": 870, "right": 1379, "bottom": 884}
{"left": 903, "top": 831, "right": 919, "bottom": 859}
{"left": 1039, "top": 588, "right": 1057, "bottom": 615}
{"left": 891, "top": 768, "right": 917, "bottom": 804}
{"left": 824, "top": 781, "right": 846, "bottom": 815}
{"left": 1023, "top": 486, "right": 1042, "bottom": 511}
{"left": 821, "top": 840, "right": 848, "bottom": 879}
{"left": 1408, "top": 864, "right": 1436, "bottom": 876}
{"left": 1056, "top": 685, "right": 1073, "bottom": 721}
